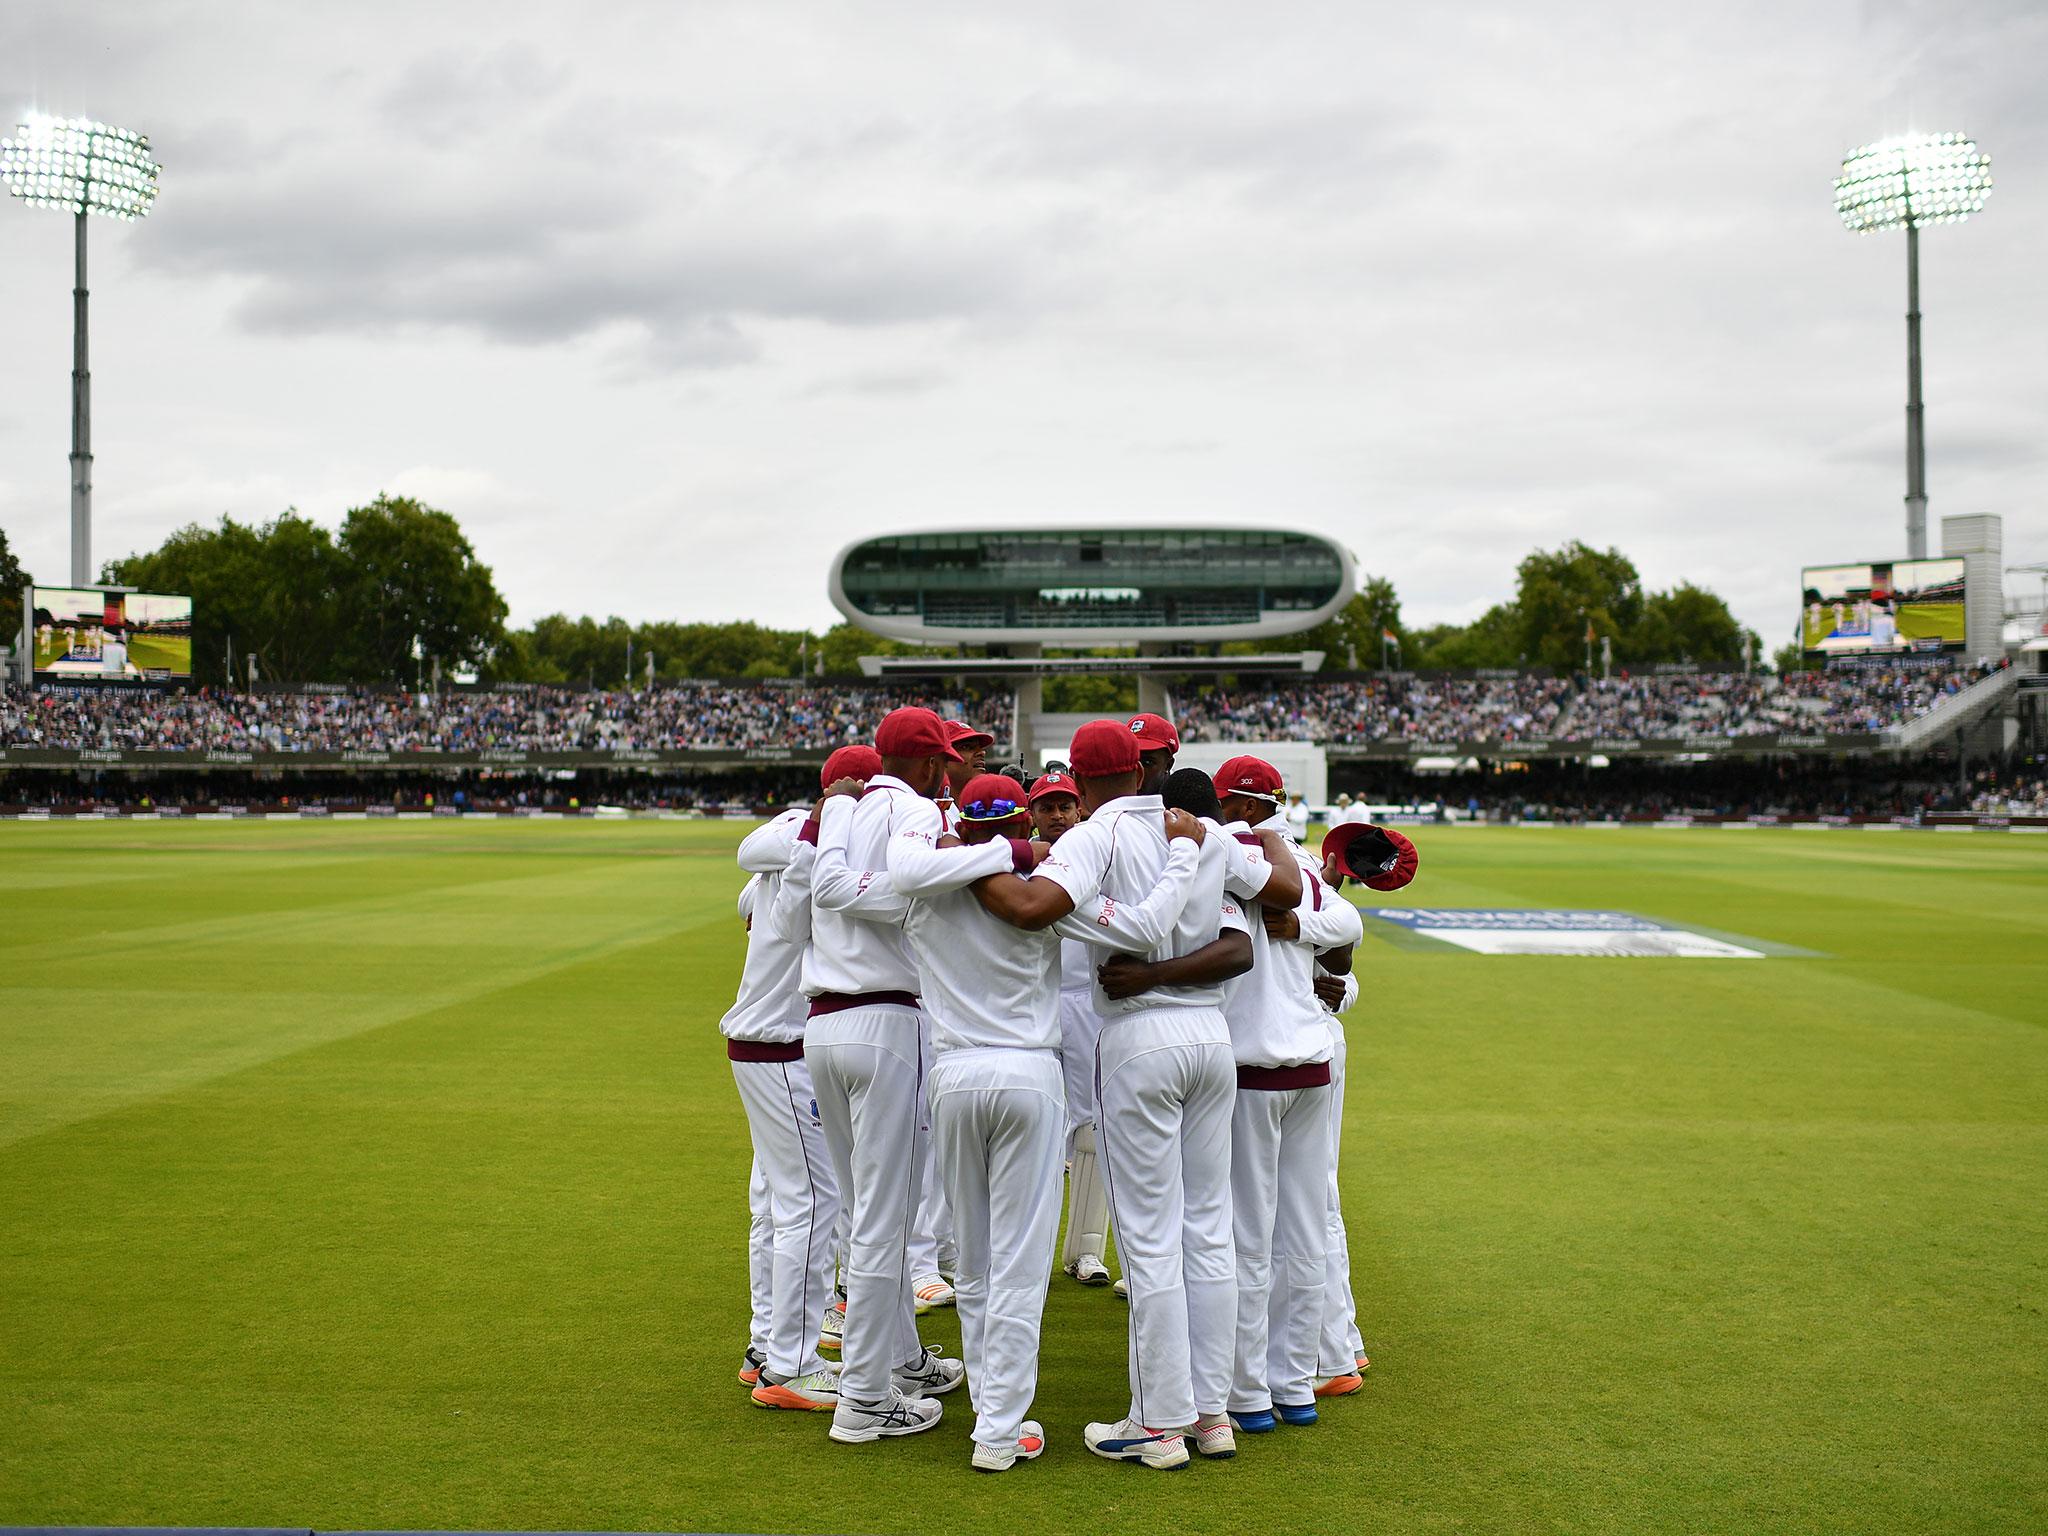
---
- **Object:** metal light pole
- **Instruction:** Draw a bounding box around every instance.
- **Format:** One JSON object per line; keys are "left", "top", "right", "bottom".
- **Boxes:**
{"left": 1834, "top": 133, "right": 1991, "bottom": 561}
{"left": 0, "top": 115, "right": 162, "bottom": 584}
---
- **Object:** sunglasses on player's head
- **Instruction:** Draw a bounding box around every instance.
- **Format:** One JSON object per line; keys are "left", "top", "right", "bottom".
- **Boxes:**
{"left": 958, "top": 796, "right": 1024, "bottom": 822}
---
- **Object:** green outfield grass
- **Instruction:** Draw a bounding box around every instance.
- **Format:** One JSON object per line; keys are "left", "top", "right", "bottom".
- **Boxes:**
{"left": 2, "top": 820, "right": 2044, "bottom": 1534}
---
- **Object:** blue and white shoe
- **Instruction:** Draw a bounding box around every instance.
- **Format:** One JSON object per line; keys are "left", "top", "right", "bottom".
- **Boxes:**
{"left": 1275, "top": 1400, "right": 1319, "bottom": 1426}
{"left": 1085, "top": 1416, "right": 1191, "bottom": 1469}
{"left": 1229, "top": 1408, "right": 1279, "bottom": 1433}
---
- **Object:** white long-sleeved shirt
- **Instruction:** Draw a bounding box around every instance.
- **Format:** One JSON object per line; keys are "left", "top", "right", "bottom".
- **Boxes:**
{"left": 801, "top": 777, "right": 953, "bottom": 997}
{"left": 720, "top": 808, "right": 812, "bottom": 1043}
{"left": 1217, "top": 813, "right": 1363, "bottom": 1068}
{"left": 906, "top": 834, "right": 1201, "bottom": 1053}
{"left": 1034, "top": 794, "right": 1249, "bottom": 1019}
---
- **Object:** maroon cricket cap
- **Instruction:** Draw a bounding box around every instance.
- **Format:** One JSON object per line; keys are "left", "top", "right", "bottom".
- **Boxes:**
{"left": 1069, "top": 720, "right": 1142, "bottom": 778}
{"left": 1127, "top": 712, "right": 1180, "bottom": 752}
{"left": 943, "top": 719, "right": 995, "bottom": 751}
{"left": 1322, "top": 822, "right": 1419, "bottom": 891}
{"left": 875, "top": 706, "right": 964, "bottom": 761}
{"left": 1028, "top": 770, "right": 1080, "bottom": 803}
{"left": 820, "top": 745, "right": 883, "bottom": 789}
{"left": 953, "top": 773, "right": 1031, "bottom": 823}
{"left": 1216, "top": 754, "right": 1285, "bottom": 800}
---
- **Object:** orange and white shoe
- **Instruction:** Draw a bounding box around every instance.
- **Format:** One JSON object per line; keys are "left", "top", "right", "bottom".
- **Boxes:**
{"left": 972, "top": 1419, "right": 1047, "bottom": 1472}
{"left": 913, "top": 1274, "right": 956, "bottom": 1313}
{"left": 750, "top": 1369, "right": 840, "bottom": 1411}
{"left": 818, "top": 1295, "right": 845, "bottom": 1353}
{"left": 1313, "top": 1372, "right": 1364, "bottom": 1398}
{"left": 739, "top": 1346, "right": 766, "bottom": 1387}
{"left": 1358, "top": 1351, "right": 1371, "bottom": 1372}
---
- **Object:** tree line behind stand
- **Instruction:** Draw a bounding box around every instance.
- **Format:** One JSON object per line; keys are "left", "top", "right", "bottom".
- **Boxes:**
{"left": 0, "top": 501, "right": 1771, "bottom": 688}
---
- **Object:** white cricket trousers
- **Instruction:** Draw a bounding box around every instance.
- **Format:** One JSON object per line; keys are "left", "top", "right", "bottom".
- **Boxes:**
{"left": 1321, "top": 1019, "right": 1366, "bottom": 1375}
{"left": 907, "top": 1011, "right": 956, "bottom": 1281}
{"left": 805, "top": 1001, "right": 928, "bottom": 1403}
{"left": 1230, "top": 1079, "right": 1333, "bottom": 1411}
{"left": 1059, "top": 987, "right": 1102, "bottom": 1133}
{"left": 746, "top": 1157, "right": 771, "bottom": 1358}
{"left": 1095, "top": 1005, "right": 1237, "bottom": 1429}
{"left": 730, "top": 1053, "right": 841, "bottom": 1380}
{"left": 928, "top": 1047, "right": 1065, "bottom": 1450}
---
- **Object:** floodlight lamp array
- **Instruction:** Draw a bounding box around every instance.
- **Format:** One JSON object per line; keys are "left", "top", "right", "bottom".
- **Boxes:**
{"left": 1834, "top": 132, "right": 1990, "bottom": 233}
{"left": 0, "top": 113, "right": 160, "bottom": 220}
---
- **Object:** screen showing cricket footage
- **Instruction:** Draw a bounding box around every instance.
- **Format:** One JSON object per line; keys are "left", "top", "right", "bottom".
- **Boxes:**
{"left": 1800, "top": 559, "right": 1966, "bottom": 656}
{"left": 29, "top": 587, "right": 194, "bottom": 681}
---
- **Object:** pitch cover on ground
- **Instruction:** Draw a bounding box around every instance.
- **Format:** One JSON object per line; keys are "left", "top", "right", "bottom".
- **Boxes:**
{"left": 1364, "top": 908, "right": 1767, "bottom": 957}
{"left": 28, "top": 586, "right": 193, "bottom": 681}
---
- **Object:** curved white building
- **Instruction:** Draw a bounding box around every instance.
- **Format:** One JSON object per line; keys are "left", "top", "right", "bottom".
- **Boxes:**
{"left": 828, "top": 527, "right": 1356, "bottom": 647}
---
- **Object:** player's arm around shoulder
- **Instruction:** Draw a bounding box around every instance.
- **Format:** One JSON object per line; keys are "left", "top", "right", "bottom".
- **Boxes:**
{"left": 972, "top": 814, "right": 1109, "bottom": 932}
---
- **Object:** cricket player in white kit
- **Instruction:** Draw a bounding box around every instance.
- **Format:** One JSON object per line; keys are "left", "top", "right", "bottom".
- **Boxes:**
{"left": 1312, "top": 820, "right": 1420, "bottom": 1394}
{"left": 726, "top": 748, "right": 873, "bottom": 1410}
{"left": 1213, "top": 755, "right": 1364, "bottom": 1430}
{"left": 910, "top": 772, "right": 1211, "bottom": 1468}
{"left": 904, "top": 719, "right": 1000, "bottom": 1313}
{"left": 970, "top": 720, "right": 1254, "bottom": 1469}
{"left": 790, "top": 707, "right": 972, "bottom": 1442}
{"left": 1026, "top": 771, "right": 1117, "bottom": 1288}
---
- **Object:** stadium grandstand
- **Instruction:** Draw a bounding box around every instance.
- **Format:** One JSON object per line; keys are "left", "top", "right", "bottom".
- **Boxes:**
{"left": 5, "top": 519, "right": 2040, "bottom": 822}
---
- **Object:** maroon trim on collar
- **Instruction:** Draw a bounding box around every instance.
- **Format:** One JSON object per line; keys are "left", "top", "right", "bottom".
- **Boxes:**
{"left": 807, "top": 990, "right": 920, "bottom": 1017}
{"left": 1237, "top": 1061, "right": 1333, "bottom": 1091}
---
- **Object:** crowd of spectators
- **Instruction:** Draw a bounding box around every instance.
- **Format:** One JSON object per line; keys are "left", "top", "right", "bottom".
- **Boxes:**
{"left": 1176, "top": 660, "right": 2006, "bottom": 744}
{"left": 0, "top": 660, "right": 2014, "bottom": 759}
{"left": 0, "top": 683, "right": 1014, "bottom": 755}
{"left": 1175, "top": 676, "right": 1573, "bottom": 744}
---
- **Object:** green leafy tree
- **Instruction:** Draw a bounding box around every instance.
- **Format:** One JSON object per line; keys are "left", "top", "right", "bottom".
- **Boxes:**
{"left": 1295, "top": 575, "right": 1406, "bottom": 669}
{"left": 331, "top": 495, "right": 508, "bottom": 683}
{"left": 1413, "top": 603, "right": 1523, "bottom": 668}
{"left": 1513, "top": 541, "right": 1644, "bottom": 671}
{"left": 0, "top": 525, "right": 29, "bottom": 651}
{"left": 1631, "top": 583, "right": 1749, "bottom": 667}
{"left": 105, "top": 511, "right": 346, "bottom": 685}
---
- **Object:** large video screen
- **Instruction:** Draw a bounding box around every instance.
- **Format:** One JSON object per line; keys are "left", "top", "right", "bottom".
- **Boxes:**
{"left": 1800, "top": 559, "right": 1965, "bottom": 656}
{"left": 28, "top": 586, "right": 194, "bottom": 681}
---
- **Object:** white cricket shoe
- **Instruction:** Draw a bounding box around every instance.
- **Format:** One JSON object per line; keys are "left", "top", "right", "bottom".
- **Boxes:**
{"left": 971, "top": 1420, "right": 1047, "bottom": 1472}
{"left": 912, "top": 1273, "right": 956, "bottom": 1313}
{"left": 1113, "top": 1276, "right": 1130, "bottom": 1301}
{"left": 829, "top": 1389, "right": 944, "bottom": 1443}
{"left": 750, "top": 1369, "right": 839, "bottom": 1412}
{"left": 1188, "top": 1415, "right": 1236, "bottom": 1459}
{"left": 893, "top": 1346, "right": 966, "bottom": 1397}
{"left": 1085, "top": 1416, "right": 1191, "bottom": 1470}
{"left": 818, "top": 1294, "right": 845, "bottom": 1353}
{"left": 1067, "top": 1253, "right": 1112, "bottom": 1286}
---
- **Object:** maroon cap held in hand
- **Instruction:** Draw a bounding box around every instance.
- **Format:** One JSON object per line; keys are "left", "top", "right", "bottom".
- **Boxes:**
{"left": 1069, "top": 720, "right": 1143, "bottom": 778}
{"left": 1322, "top": 822, "right": 1419, "bottom": 891}
{"left": 875, "top": 706, "right": 965, "bottom": 761}
{"left": 1127, "top": 712, "right": 1180, "bottom": 752}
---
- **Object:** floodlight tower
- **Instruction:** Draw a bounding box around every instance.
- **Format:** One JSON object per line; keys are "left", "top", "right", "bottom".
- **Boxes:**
{"left": 1833, "top": 133, "right": 1991, "bottom": 561}
{"left": 0, "top": 114, "right": 162, "bottom": 584}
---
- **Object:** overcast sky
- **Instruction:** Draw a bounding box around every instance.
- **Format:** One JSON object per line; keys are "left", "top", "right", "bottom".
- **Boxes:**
{"left": 2, "top": 0, "right": 2042, "bottom": 646}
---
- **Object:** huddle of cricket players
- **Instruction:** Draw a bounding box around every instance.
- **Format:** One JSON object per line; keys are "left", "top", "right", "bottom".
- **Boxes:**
{"left": 719, "top": 707, "right": 1418, "bottom": 1472}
